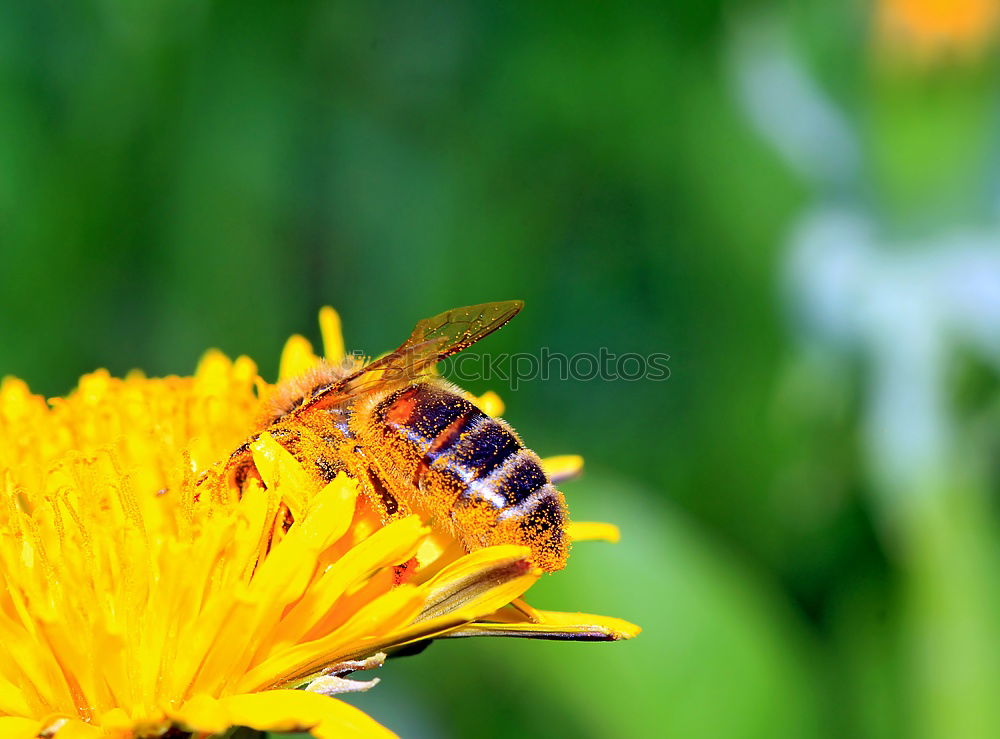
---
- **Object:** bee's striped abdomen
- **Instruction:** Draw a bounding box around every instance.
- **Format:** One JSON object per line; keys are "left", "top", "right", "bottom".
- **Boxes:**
{"left": 369, "top": 383, "right": 568, "bottom": 571}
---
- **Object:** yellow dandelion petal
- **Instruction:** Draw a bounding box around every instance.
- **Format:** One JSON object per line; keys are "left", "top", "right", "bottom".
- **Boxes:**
{"left": 0, "top": 681, "right": 33, "bottom": 718}
{"left": 277, "top": 516, "right": 430, "bottom": 645}
{"left": 476, "top": 390, "right": 505, "bottom": 417}
{"left": 172, "top": 689, "right": 395, "bottom": 738}
{"left": 50, "top": 719, "right": 103, "bottom": 738}
{"left": 167, "top": 693, "right": 230, "bottom": 734}
{"left": 444, "top": 608, "right": 641, "bottom": 641}
{"left": 238, "top": 585, "right": 428, "bottom": 694}
{"left": 195, "top": 348, "right": 238, "bottom": 392}
{"left": 279, "top": 334, "right": 320, "bottom": 381}
{"left": 417, "top": 545, "right": 539, "bottom": 621}
{"left": 541, "top": 454, "right": 584, "bottom": 483}
{"left": 250, "top": 430, "right": 319, "bottom": 518}
{"left": 374, "top": 548, "right": 543, "bottom": 651}
{"left": 0, "top": 717, "right": 42, "bottom": 739}
{"left": 319, "top": 306, "right": 346, "bottom": 363}
{"left": 566, "top": 521, "right": 620, "bottom": 543}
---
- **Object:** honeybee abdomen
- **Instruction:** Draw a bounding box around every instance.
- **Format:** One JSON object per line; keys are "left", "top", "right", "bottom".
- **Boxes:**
{"left": 367, "top": 382, "right": 568, "bottom": 571}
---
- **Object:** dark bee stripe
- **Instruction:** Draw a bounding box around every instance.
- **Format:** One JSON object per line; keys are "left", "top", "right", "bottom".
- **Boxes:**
{"left": 414, "top": 395, "right": 469, "bottom": 441}
{"left": 513, "top": 491, "right": 565, "bottom": 552}
{"left": 511, "top": 489, "right": 564, "bottom": 529}
{"left": 424, "top": 408, "right": 480, "bottom": 463}
{"left": 446, "top": 417, "right": 521, "bottom": 480}
{"left": 381, "top": 384, "right": 558, "bottom": 521}
{"left": 490, "top": 452, "right": 547, "bottom": 507}
{"left": 370, "top": 382, "right": 567, "bottom": 571}
{"left": 380, "top": 385, "right": 474, "bottom": 452}
{"left": 381, "top": 385, "right": 549, "bottom": 506}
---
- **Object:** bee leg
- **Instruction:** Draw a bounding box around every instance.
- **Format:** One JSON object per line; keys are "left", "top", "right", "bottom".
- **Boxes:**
{"left": 360, "top": 466, "right": 407, "bottom": 522}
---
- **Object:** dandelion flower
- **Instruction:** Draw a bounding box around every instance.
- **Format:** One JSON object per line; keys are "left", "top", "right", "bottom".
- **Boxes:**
{"left": 876, "top": 0, "right": 999, "bottom": 61}
{"left": 0, "top": 308, "right": 638, "bottom": 738}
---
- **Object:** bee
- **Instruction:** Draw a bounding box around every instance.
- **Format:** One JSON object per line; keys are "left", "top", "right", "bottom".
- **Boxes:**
{"left": 212, "top": 301, "right": 569, "bottom": 572}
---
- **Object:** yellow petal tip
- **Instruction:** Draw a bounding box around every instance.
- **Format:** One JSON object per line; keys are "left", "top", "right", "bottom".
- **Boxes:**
{"left": 318, "top": 306, "right": 346, "bottom": 363}
{"left": 279, "top": 334, "right": 319, "bottom": 381}
{"left": 476, "top": 391, "right": 505, "bottom": 417}
{"left": 566, "top": 521, "right": 620, "bottom": 543}
{"left": 542, "top": 454, "right": 584, "bottom": 483}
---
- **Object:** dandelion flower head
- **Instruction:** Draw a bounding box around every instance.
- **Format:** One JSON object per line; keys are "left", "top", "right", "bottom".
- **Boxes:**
{"left": 0, "top": 307, "right": 638, "bottom": 738}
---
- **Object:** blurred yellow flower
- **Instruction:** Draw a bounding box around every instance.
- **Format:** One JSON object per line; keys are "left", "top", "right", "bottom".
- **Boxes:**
{"left": 876, "top": 0, "right": 999, "bottom": 61}
{"left": 0, "top": 309, "right": 637, "bottom": 738}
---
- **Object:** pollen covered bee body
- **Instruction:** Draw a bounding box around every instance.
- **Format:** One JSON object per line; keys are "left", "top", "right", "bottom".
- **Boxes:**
{"left": 218, "top": 302, "right": 569, "bottom": 572}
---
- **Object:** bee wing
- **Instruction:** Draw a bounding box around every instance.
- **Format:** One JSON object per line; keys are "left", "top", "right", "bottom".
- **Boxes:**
{"left": 303, "top": 301, "right": 523, "bottom": 410}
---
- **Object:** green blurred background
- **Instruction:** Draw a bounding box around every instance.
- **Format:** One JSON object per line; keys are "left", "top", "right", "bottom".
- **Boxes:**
{"left": 3, "top": 1, "right": 1000, "bottom": 737}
